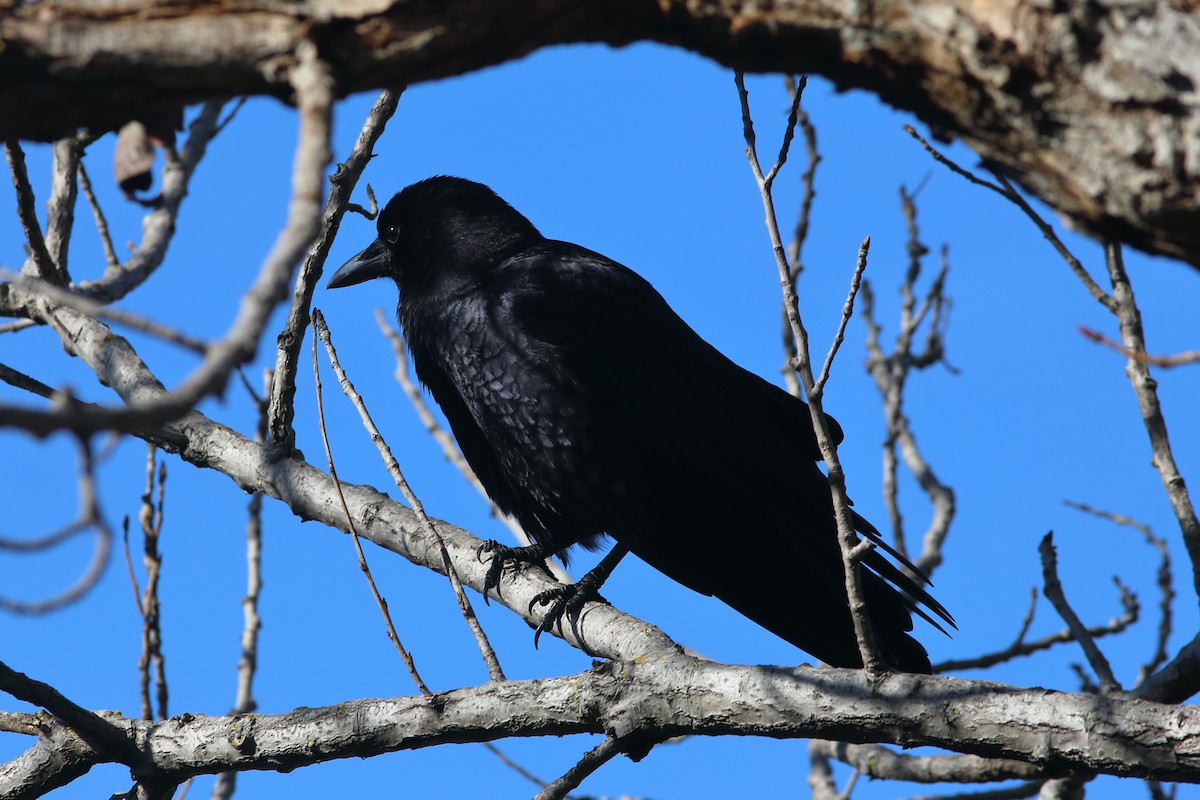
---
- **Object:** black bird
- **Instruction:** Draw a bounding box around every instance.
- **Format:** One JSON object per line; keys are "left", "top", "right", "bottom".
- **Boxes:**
{"left": 328, "top": 176, "right": 952, "bottom": 672}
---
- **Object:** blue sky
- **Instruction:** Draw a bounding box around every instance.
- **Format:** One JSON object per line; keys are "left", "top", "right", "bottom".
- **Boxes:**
{"left": 3, "top": 41, "right": 1199, "bottom": 799}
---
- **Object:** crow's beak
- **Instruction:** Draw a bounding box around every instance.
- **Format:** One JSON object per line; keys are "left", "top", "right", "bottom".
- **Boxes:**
{"left": 327, "top": 237, "right": 393, "bottom": 289}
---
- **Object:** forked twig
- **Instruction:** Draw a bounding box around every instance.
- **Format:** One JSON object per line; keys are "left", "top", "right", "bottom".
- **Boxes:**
{"left": 903, "top": 125, "right": 1113, "bottom": 311}
{"left": 1064, "top": 500, "right": 1174, "bottom": 684}
{"left": 1039, "top": 532, "right": 1122, "bottom": 695}
{"left": 935, "top": 584, "right": 1137, "bottom": 673}
{"left": 736, "top": 71, "right": 881, "bottom": 673}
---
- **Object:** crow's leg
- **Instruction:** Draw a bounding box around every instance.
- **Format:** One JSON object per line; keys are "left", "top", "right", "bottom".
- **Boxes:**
{"left": 530, "top": 543, "right": 630, "bottom": 647}
{"left": 476, "top": 540, "right": 556, "bottom": 603}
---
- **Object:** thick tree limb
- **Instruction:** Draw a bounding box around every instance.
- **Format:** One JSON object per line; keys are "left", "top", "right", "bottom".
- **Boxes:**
{"left": 1, "top": 1, "right": 1199, "bottom": 266}
{"left": 6, "top": 658, "right": 1200, "bottom": 799}
{"left": 0, "top": 48, "right": 331, "bottom": 436}
{"left": 15, "top": 292, "right": 1200, "bottom": 790}
{"left": 24, "top": 301, "right": 677, "bottom": 663}
{"left": 9, "top": 226, "right": 1200, "bottom": 796}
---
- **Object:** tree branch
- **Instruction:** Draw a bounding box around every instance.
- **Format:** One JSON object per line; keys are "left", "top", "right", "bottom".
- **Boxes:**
{"left": 737, "top": 71, "right": 883, "bottom": 673}
{"left": 266, "top": 86, "right": 402, "bottom": 450}
{"left": 1103, "top": 242, "right": 1200, "bottom": 605}
{"left": 2, "top": 1, "right": 1199, "bottom": 266}
{"left": 6, "top": 659, "right": 1200, "bottom": 797}
{"left": 1, "top": 47, "right": 331, "bottom": 437}
{"left": 313, "top": 308, "right": 506, "bottom": 683}
{"left": 810, "top": 740, "right": 1045, "bottom": 783}
{"left": 1039, "top": 533, "right": 1122, "bottom": 695}
{"left": 0, "top": 660, "right": 138, "bottom": 765}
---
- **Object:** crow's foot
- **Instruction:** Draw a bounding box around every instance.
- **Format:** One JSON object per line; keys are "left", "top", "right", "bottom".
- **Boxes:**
{"left": 529, "top": 582, "right": 605, "bottom": 648}
{"left": 476, "top": 540, "right": 550, "bottom": 604}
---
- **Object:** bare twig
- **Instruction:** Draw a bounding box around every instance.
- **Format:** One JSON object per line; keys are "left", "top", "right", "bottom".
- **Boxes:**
{"left": 736, "top": 70, "right": 881, "bottom": 673}
{"left": 2, "top": 48, "right": 332, "bottom": 437}
{"left": 4, "top": 140, "right": 58, "bottom": 282}
{"left": 781, "top": 74, "right": 819, "bottom": 398}
{"left": 135, "top": 446, "right": 169, "bottom": 722}
{"left": 990, "top": 169, "right": 1113, "bottom": 310}
{"left": 532, "top": 737, "right": 623, "bottom": 800}
{"left": 1103, "top": 242, "right": 1200, "bottom": 603}
{"left": 212, "top": 371, "right": 269, "bottom": 800}
{"left": 934, "top": 583, "right": 1137, "bottom": 672}
{"left": 77, "top": 158, "right": 120, "bottom": 270}
{"left": 1039, "top": 532, "right": 1122, "bottom": 695}
{"left": 236, "top": 373, "right": 268, "bottom": 712}
{"left": 937, "top": 587, "right": 1032, "bottom": 672}
{"left": 267, "top": 86, "right": 402, "bottom": 450}
{"left": 374, "top": 309, "right": 571, "bottom": 584}
{"left": 902, "top": 125, "right": 1114, "bottom": 312}
{"left": 814, "top": 239, "right": 869, "bottom": 395}
{"left": 902, "top": 125, "right": 1007, "bottom": 195}
{"left": 1063, "top": 501, "right": 1174, "bottom": 684}
{"left": 1079, "top": 326, "right": 1200, "bottom": 368}
{"left": 0, "top": 437, "right": 112, "bottom": 613}
{"left": 76, "top": 102, "right": 225, "bottom": 302}
{"left": 812, "top": 740, "right": 1045, "bottom": 783}
{"left": 314, "top": 309, "right": 506, "bottom": 683}
{"left": 0, "top": 361, "right": 187, "bottom": 451}
{"left": 5, "top": 272, "right": 209, "bottom": 353}
{"left": 44, "top": 137, "right": 80, "bottom": 281}
{"left": 0, "top": 517, "right": 92, "bottom": 555}
{"left": 807, "top": 742, "right": 842, "bottom": 800}
{"left": 0, "top": 659, "right": 137, "bottom": 763}
{"left": 0, "top": 319, "right": 37, "bottom": 334}
{"left": 310, "top": 316, "right": 432, "bottom": 696}
{"left": 346, "top": 184, "right": 379, "bottom": 220}
{"left": 1136, "top": 632, "right": 1200, "bottom": 704}
{"left": 480, "top": 743, "right": 552, "bottom": 792}
{"left": 121, "top": 516, "right": 143, "bottom": 614}
{"left": 860, "top": 191, "right": 955, "bottom": 577}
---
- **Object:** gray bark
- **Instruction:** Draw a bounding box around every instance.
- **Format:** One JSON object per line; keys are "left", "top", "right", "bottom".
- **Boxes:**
{"left": 2, "top": 0, "right": 1199, "bottom": 266}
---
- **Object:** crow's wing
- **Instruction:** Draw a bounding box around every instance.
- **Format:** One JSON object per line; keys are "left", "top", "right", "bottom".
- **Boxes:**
{"left": 494, "top": 242, "right": 950, "bottom": 670}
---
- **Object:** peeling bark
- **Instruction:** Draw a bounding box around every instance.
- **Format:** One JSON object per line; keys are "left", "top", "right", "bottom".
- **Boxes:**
{"left": 1, "top": 0, "right": 1198, "bottom": 266}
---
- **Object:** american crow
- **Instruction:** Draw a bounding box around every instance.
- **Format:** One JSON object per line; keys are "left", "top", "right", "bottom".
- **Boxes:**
{"left": 328, "top": 176, "right": 952, "bottom": 672}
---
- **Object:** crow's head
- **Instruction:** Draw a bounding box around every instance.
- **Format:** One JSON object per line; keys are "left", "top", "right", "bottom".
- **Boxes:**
{"left": 327, "top": 176, "right": 540, "bottom": 294}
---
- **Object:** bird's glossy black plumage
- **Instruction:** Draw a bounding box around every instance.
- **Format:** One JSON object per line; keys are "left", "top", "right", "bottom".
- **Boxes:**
{"left": 328, "top": 176, "right": 952, "bottom": 672}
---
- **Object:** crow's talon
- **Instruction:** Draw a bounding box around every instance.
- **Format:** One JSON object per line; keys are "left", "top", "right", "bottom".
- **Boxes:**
{"left": 529, "top": 583, "right": 598, "bottom": 647}
{"left": 476, "top": 540, "right": 549, "bottom": 606}
{"left": 478, "top": 541, "right": 511, "bottom": 604}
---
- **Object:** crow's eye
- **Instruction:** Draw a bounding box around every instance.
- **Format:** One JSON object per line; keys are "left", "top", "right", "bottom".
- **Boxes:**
{"left": 383, "top": 226, "right": 400, "bottom": 245}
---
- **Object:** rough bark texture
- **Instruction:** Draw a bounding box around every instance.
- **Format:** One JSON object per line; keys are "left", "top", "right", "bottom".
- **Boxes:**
{"left": 4, "top": 294, "right": 1200, "bottom": 793}
{"left": 1, "top": 0, "right": 1198, "bottom": 267}
{"left": 7, "top": 657, "right": 1200, "bottom": 798}
{"left": 3, "top": 4, "right": 1200, "bottom": 794}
